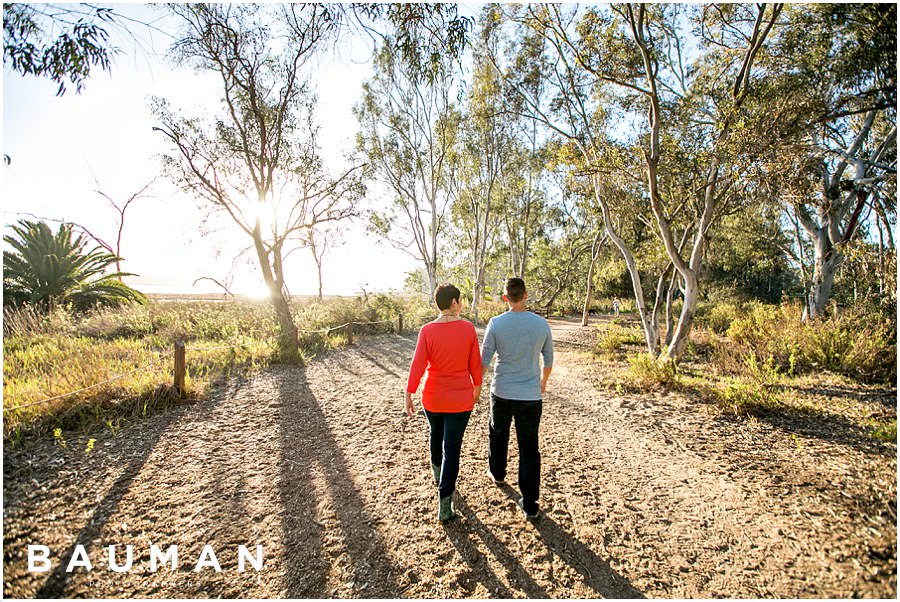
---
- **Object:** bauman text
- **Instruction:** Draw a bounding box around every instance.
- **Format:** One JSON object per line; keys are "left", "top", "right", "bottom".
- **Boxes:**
{"left": 27, "top": 544, "right": 264, "bottom": 573}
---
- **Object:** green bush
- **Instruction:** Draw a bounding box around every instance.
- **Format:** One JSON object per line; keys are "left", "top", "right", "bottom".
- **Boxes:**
{"left": 720, "top": 301, "right": 895, "bottom": 383}
{"left": 696, "top": 301, "right": 743, "bottom": 335}
{"left": 626, "top": 353, "right": 678, "bottom": 389}
{"left": 716, "top": 378, "right": 781, "bottom": 417}
{"left": 596, "top": 323, "right": 645, "bottom": 355}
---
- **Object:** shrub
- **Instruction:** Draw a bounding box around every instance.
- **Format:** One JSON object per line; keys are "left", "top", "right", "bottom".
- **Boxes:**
{"left": 718, "top": 301, "right": 895, "bottom": 384}
{"left": 3, "top": 304, "right": 75, "bottom": 338}
{"left": 596, "top": 323, "right": 645, "bottom": 355}
{"left": 715, "top": 378, "right": 781, "bottom": 418}
{"left": 626, "top": 353, "right": 678, "bottom": 389}
{"left": 697, "top": 301, "right": 743, "bottom": 335}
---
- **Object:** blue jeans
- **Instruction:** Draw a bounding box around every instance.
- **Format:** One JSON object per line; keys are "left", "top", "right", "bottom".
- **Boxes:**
{"left": 488, "top": 394, "right": 542, "bottom": 514}
{"left": 424, "top": 409, "right": 471, "bottom": 499}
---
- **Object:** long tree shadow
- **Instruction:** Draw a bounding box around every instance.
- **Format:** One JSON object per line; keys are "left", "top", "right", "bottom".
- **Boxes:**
{"left": 274, "top": 368, "right": 402, "bottom": 597}
{"left": 497, "top": 483, "right": 643, "bottom": 598}
{"left": 712, "top": 404, "right": 895, "bottom": 458}
{"left": 356, "top": 344, "right": 411, "bottom": 380}
{"left": 446, "top": 495, "right": 550, "bottom": 598}
{"left": 32, "top": 399, "right": 190, "bottom": 597}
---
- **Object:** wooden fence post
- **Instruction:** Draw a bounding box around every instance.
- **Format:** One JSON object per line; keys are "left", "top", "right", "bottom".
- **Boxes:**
{"left": 347, "top": 323, "right": 354, "bottom": 345}
{"left": 174, "top": 340, "right": 186, "bottom": 395}
{"left": 398, "top": 313, "right": 403, "bottom": 335}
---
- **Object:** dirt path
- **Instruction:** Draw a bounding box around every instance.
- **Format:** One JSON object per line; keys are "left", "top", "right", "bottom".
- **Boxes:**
{"left": 4, "top": 318, "right": 896, "bottom": 597}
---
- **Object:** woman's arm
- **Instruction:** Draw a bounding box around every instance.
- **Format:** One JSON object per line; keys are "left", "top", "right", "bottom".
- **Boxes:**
{"left": 469, "top": 325, "right": 483, "bottom": 403}
{"left": 405, "top": 328, "right": 428, "bottom": 415}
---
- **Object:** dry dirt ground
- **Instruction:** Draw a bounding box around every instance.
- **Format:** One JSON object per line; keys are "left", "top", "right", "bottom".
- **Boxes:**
{"left": 3, "top": 317, "right": 896, "bottom": 598}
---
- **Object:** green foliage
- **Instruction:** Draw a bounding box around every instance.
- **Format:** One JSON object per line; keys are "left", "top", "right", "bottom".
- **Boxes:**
{"left": 715, "top": 378, "right": 781, "bottom": 418}
{"left": 3, "top": 220, "right": 147, "bottom": 311}
{"left": 703, "top": 208, "right": 799, "bottom": 303}
{"left": 3, "top": 3, "right": 117, "bottom": 95}
{"left": 719, "top": 301, "right": 896, "bottom": 383}
{"left": 595, "top": 323, "right": 644, "bottom": 355}
{"left": 695, "top": 301, "right": 743, "bottom": 335}
{"left": 626, "top": 353, "right": 678, "bottom": 389}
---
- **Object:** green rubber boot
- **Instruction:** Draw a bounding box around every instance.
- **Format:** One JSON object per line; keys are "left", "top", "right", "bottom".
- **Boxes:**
{"left": 431, "top": 464, "right": 441, "bottom": 484}
{"left": 438, "top": 495, "right": 455, "bottom": 522}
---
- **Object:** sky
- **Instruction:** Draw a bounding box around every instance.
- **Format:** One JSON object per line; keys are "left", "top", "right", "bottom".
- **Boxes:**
{"left": 2, "top": 3, "right": 475, "bottom": 297}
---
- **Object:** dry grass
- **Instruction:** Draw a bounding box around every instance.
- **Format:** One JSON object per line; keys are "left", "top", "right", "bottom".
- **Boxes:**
{"left": 2, "top": 295, "right": 426, "bottom": 442}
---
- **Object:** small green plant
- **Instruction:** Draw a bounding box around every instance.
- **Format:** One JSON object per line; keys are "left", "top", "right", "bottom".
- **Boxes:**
{"left": 716, "top": 378, "right": 780, "bottom": 417}
{"left": 744, "top": 351, "right": 781, "bottom": 384}
{"left": 595, "top": 323, "right": 644, "bottom": 355}
{"left": 866, "top": 419, "right": 897, "bottom": 443}
{"left": 85, "top": 438, "right": 96, "bottom": 453}
{"left": 52, "top": 427, "right": 66, "bottom": 447}
{"left": 626, "top": 353, "right": 678, "bottom": 389}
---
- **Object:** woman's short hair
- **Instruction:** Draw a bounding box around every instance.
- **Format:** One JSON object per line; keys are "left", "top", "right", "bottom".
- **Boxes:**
{"left": 504, "top": 277, "right": 526, "bottom": 302}
{"left": 434, "top": 283, "right": 461, "bottom": 310}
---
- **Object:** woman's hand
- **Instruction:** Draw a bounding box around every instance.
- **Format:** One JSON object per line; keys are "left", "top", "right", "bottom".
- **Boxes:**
{"left": 405, "top": 391, "right": 416, "bottom": 417}
{"left": 473, "top": 385, "right": 482, "bottom": 404}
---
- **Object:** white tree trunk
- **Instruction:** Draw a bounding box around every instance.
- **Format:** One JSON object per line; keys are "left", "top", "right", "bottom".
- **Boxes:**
{"left": 581, "top": 229, "right": 604, "bottom": 327}
{"left": 662, "top": 271, "right": 698, "bottom": 362}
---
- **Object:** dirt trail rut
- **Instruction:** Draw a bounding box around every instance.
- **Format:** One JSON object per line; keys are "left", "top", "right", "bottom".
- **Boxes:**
{"left": 3, "top": 318, "right": 896, "bottom": 597}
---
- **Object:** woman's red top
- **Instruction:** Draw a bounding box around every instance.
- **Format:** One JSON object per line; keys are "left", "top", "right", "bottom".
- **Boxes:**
{"left": 406, "top": 319, "right": 482, "bottom": 413}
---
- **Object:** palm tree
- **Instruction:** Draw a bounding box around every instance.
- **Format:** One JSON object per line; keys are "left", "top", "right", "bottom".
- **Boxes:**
{"left": 3, "top": 219, "right": 147, "bottom": 310}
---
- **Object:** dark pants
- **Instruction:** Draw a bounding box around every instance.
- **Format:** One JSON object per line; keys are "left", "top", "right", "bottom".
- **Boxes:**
{"left": 488, "top": 394, "right": 542, "bottom": 514}
{"left": 424, "top": 409, "right": 471, "bottom": 499}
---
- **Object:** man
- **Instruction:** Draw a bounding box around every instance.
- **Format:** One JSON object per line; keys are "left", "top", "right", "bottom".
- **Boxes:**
{"left": 481, "top": 277, "right": 553, "bottom": 520}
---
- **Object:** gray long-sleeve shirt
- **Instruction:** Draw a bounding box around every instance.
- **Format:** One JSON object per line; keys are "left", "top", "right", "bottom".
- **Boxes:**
{"left": 481, "top": 310, "right": 553, "bottom": 400}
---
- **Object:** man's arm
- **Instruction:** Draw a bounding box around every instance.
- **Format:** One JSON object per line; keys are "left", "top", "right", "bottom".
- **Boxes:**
{"left": 540, "top": 324, "right": 554, "bottom": 395}
{"left": 541, "top": 366, "right": 553, "bottom": 394}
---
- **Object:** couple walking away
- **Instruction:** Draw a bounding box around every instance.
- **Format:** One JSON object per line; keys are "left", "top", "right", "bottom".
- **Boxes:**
{"left": 405, "top": 278, "right": 554, "bottom": 522}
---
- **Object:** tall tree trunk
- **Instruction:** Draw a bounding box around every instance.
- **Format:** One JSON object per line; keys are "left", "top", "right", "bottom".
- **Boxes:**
{"left": 316, "top": 260, "right": 323, "bottom": 302}
{"left": 426, "top": 263, "right": 438, "bottom": 300}
{"left": 663, "top": 271, "right": 698, "bottom": 362}
{"left": 580, "top": 229, "right": 604, "bottom": 327}
{"left": 651, "top": 264, "right": 674, "bottom": 354}
{"left": 592, "top": 175, "right": 659, "bottom": 353}
{"left": 664, "top": 270, "right": 677, "bottom": 347}
{"left": 472, "top": 276, "right": 482, "bottom": 325}
{"left": 811, "top": 229, "right": 840, "bottom": 317}
{"left": 252, "top": 223, "right": 298, "bottom": 358}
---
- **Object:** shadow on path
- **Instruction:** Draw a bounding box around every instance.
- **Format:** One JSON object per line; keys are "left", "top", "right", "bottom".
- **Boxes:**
{"left": 274, "top": 368, "right": 402, "bottom": 597}
{"left": 447, "top": 495, "right": 550, "bottom": 598}
{"left": 34, "top": 402, "right": 188, "bottom": 597}
{"left": 497, "top": 483, "right": 644, "bottom": 598}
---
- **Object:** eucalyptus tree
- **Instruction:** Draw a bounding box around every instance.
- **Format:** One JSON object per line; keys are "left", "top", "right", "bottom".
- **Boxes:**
{"left": 497, "top": 4, "right": 663, "bottom": 353}
{"left": 152, "top": 4, "right": 362, "bottom": 357}
{"left": 759, "top": 3, "right": 896, "bottom": 318}
{"left": 448, "top": 8, "right": 514, "bottom": 323}
{"left": 355, "top": 39, "right": 460, "bottom": 297}
{"left": 500, "top": 133, "right": 550, "bottom": 279}
{"left": 503, "top": 3, "right": 784, "bottom": 362}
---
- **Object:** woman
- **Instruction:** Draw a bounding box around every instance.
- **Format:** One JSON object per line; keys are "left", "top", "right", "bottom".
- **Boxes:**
{"left": 405, "top": 283, "right": 482, "bottom": 522}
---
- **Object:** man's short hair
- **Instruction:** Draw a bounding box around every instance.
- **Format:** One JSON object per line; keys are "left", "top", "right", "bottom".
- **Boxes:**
{"left": 434, "top": 283, "right": 461, "bottom": 310}
{"left": 504, "top": 278, "right": 526, "bottom": 303}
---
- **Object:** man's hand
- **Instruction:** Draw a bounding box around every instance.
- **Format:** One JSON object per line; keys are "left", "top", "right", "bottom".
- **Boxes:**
{"left": 541, "top": 366, "right": 553, "bottom": 394}
{"left": 404, "top": 391, "right": 416, "bottom": 417}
